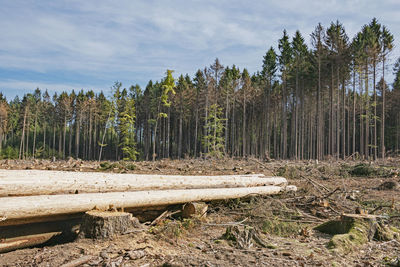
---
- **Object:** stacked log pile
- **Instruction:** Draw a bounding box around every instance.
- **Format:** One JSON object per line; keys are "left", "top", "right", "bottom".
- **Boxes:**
{"left": 0, "top": 170, "right": 295, "bottom": 252}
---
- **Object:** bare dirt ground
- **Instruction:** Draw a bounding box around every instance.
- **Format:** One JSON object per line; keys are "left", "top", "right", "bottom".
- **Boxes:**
{"left": 0, "top": 158, "right": 400, "bottom": 267}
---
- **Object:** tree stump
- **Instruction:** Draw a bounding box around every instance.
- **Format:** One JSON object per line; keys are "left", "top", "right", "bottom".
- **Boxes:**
{"left": 79, "top": 211, "right": 141, "bottom": 239}
{"left": 315, "top": 213, "right": 399, "bottom": 253}
{"left": 182, "top": 202, "right": 208, "bottom": 219}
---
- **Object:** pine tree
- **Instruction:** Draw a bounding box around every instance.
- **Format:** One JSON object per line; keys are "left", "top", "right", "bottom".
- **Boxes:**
{"left": 117, "top": 89, "right": 137, "bottom": 161}
{"left": 380, "top": 26, "right": 394, "bottom": 159}
{"left": 278, "top": 30, "right": 292, "bottom": 159}
{"left": 151, "top": 70, "right": 175, "bottom": 161}
{"left": 311, "top": 23, "right": 326, "bottom": 160}
{"left": 262, "top": 46, "right": 277, "bottom": 158}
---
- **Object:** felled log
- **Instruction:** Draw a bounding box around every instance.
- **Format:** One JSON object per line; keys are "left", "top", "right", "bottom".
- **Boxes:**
{"left": 0, "top": 217, "right": 81, "bottom": 240}
{"left": 0, "top": 186, "right": 282, "bottom": 226}
{"left": 0, "top": 232, "right": 61, "bottom": 253}
{"left": 0, "top": 170, "right": 287, "bottom": 196}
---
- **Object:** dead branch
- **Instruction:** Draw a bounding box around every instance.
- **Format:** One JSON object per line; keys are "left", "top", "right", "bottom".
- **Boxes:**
{"left": 60, "top": 255, "right": 93, "bottom": 267}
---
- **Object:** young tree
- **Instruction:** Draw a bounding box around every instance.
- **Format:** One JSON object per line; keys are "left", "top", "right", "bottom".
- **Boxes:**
{"left": 203, "top": 104, "right": 225, "bottom": 158}
{"left": 151, "top": 70, "right": 176, "bottom": 161}
{"left": 116, "top": 88, "right": 137, "bottom": 160}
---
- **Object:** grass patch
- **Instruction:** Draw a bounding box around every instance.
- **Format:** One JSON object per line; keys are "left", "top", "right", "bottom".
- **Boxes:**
{"left": 149, "top": 218, "right": 198, "bottom": 239}
{"left": 276, "top": 166, "right": 301, "bottom": 179}
{"left": 348, "top": 163, "right": 391, "bottom": 177}
{"left": 262, "top": 217, "right": 305, "bottom": 237}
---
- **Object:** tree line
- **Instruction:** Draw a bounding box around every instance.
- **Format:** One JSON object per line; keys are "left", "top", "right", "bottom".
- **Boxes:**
{"left": 1, "top": 18, "right": 400, "bottom": 161}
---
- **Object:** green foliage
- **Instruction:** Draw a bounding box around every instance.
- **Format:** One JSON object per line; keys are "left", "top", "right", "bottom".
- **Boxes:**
{"left": 99, "top": 161, "right": 136, "bottom": 171}
{"left": 348, "top": 163, "right": 391, "bottom": 177}
{"left": 0, "top": 146, "right": 18, "bottom": 159}
{"left": 0, "top": 20, "right": 399, "bottom": 162}
{"left": 203, "top": 104, "right": 225, "bottom": 158}
{"left": 149, "top": 218, "right": 197, "bottom": 240}
{"left": 276, "top": 165, "right": 300, "bottom": 179}
{"left": 262, "top": 217, "right": 305, "bottom": 237}
{"left": 34, "top": 146, "right": 44, "bottom": 158}
{"left": 115, "top": 85, "right": 138, "bottom": 161}
{"left": 262, "top": 46, "right": 277, "bottom": 80}
{"left": 161, "top": 69, "right": 176, "bottom": 107}
{"left": 278, "top": 30, "right": 292, "bottom": 71}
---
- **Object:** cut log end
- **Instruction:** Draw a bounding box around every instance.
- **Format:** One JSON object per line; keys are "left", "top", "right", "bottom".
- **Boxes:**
{"left": 79, "top": 211, "right": 141, "bottom": 239}
{"left": 182, "top": 202, "right": 208, "bottom": 219}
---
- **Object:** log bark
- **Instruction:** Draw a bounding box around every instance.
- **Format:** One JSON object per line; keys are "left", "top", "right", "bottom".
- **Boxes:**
{"left": 0, "top": 186, "right": 282, "bottom": 225}
{"left": 0, "top": 232, "right": 61, "bottom": 253}
{"left": 0, "top": 170, "right": 287, "bottom": 196}
{"left": 0, "top": 217, "right": 81, "bottom": 240}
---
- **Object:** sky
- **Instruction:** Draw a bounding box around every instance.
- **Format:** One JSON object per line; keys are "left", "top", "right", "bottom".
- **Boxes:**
{"left": 0, "top": 0, "right": 399, "bottom": 99}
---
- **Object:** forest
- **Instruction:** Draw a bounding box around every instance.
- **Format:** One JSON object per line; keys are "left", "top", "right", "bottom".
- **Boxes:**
{"left": 1, "top": 18, "right": 400, "bottom": 161}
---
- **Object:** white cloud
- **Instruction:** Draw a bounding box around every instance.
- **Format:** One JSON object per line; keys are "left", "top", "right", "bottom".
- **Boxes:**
{"left": 0, "top": 0, "right": 399, "bottom": 96}
{"left": 0, "top": 80, "right": 106, "bottom": 95}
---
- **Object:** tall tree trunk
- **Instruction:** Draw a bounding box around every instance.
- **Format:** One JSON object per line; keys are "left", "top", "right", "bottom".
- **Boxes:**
{"left": 225, "top": 90, "right": 230, "bottom": 155}
{"left": 53, "top": 126, "right": 56, "bottom": 158}
{"left": 281, "top": 72, "right": 287, "bottom": 159}
{"left": 19, "top": 108, "right": 27, "bottom": 160}
{"left": 242, "top": 86, "right": 246, "bottom": 157}
{"left": 178, "top": 107, "right": 183, "bottom": 159}
{"left": 58, "top": 126, "right": 62, "bottom": 157}
{"left": 365, "top": 62, "right": 369, "bottom": 159}
{"left": 43, "top": 123, "right": 46, "bottom": 153}
{"left": 167, "top": 108, "right": 170, "bottom": 158}
{"left": 69, "top": 121, "right": 73, "bottom": 158}
{"left": 381, "top": 57, "right": 386, "bottom": 159}
{"left": 316, "top": 57, "right": 321, "bottom": 160}
{"left": 204, "top": 86, "right": 209, "bottom": 154}
{"left": 342, "top": 79, "right": 346, "bottom": 159}
{"left": 63, "top": 115, "right": 67, "bottom": 159}
{"left": 373, "top": 59, "right": 377, "bottom": 160}
{"left": 26, "top": 119, "right": 30, "bottom": 157}
{"left": 336, "top": 66, "right": 340, "bottom": 160}
{"left": 88, "top": 108, "right": 92, "bottom": 160}
{"left": 194, "top": 96, "right": 199, "bottom": 157}
{"left": 360, "top": 73, "right": 364, "bottom": 157}
{"left": 32, "top": 112, "right": 37, "bottom": 159}
{"left": 75, "top": 113, "right": 80, "bottom": 159}
{"left": 294, "top": 68, "right": 299, "bottom": 160}
{"left": 152, "top": 100, "right": 161, "bottom": 161}
{"left": 352, "top": 69, "right": 356, "bottom": 157}
{"left": 329, "top": 64, "right": 334, "bottom": 156}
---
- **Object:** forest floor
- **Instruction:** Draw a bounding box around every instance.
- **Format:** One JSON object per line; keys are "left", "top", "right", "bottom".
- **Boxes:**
{"left": 1, "top": 158, "right": 400, "bottom": 266}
